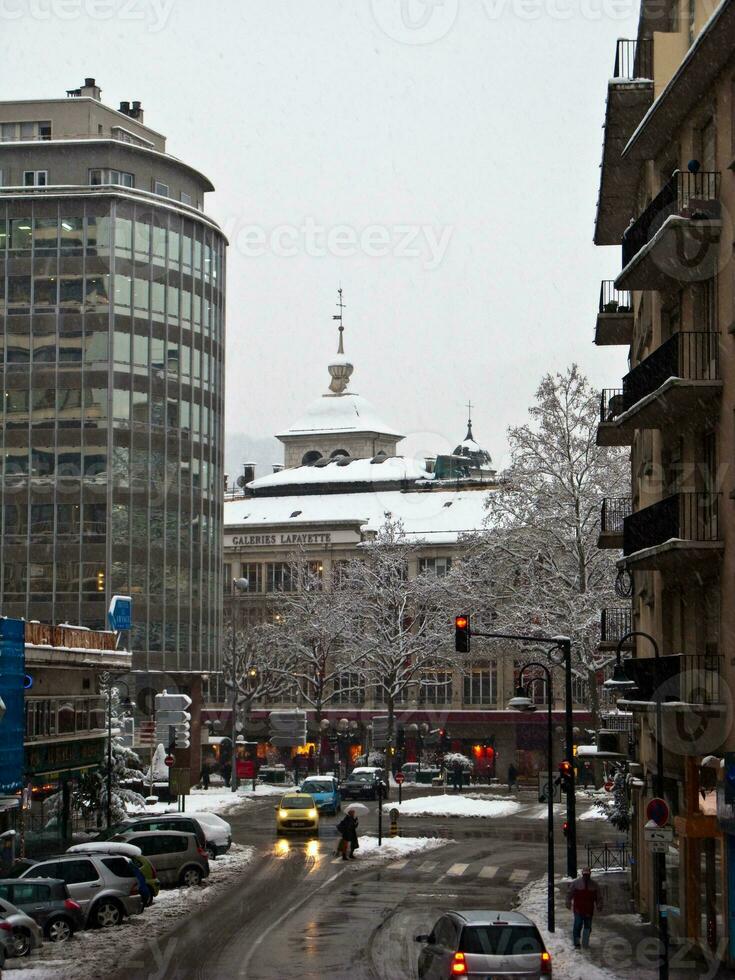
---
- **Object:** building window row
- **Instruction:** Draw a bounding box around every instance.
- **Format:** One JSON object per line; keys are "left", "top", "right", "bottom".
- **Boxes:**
{"left": 1, "top": 121, "right": 51, "bottom": 142}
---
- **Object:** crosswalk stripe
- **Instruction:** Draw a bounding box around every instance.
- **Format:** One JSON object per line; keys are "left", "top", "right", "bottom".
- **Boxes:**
{"left": 446, "top": 863, "right": 469, "bottom": 877}
{"left": 418, "top": 861, "right": 437, "bottom": 872}
{"left": 509, "top": 869, "right": 530, "bottom": 882}
{"left": 389, "top": 860, "right": 408, "bottom": 870}
{"left": 331, "top": 858, "right": 343, "bottom": 864}
{"left": 479, "top": 866, "right": 498, "bottom": 878}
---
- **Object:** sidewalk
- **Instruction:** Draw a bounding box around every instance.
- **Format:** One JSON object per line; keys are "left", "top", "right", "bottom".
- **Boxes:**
{"left": 518, "top": 876, "right": 726, "bottom": 980}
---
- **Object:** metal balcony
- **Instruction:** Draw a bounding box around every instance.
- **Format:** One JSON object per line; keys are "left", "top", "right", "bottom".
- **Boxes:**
{"left": 597, "top": 332, "right": 721, "bottom": 444}
{"left": 616, "top": 652, "right": 724, "bottom": 709}
{"left": 600, "top": 607, "right": 633, "bottom": 648}
{"left": 595, "top": 282, "right": 633, "bottom": 345}
{"left": 618, "top": 170, "right": 721, "bottom": 289}
{"left": 613, "top": 39, "right": 653, "bottom": 80}
{"left": 598, "top": 497, "right": 631, "bottom": 548}
{"left": 622, "top": 491, "right": 722, "bottom": 571}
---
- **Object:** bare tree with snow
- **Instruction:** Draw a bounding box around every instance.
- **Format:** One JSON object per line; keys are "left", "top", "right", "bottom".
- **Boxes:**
{"left": 223, "top": 623, "right": 292, "bottom": 731}
{"left": 340, "top": 516, "right": 455, "bottom": 751}
{"left": 451, "top": 366, "right": 628, "bottom": 725}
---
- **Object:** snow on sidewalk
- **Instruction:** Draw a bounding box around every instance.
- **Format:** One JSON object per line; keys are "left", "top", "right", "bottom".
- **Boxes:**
{"left": 383, "top": 793, "right": 522, "bottom": 819}
{"left": 348, "top": 835, "right": 451, "bottom": 866}
{"left": 8, "top": 844, "right": 255, "bottom": 979}
{"left": 129, "top": 782, "right": 284, "bottom": 817}
{"left": 579, "top": 805, "right": 609, "bottom": 821}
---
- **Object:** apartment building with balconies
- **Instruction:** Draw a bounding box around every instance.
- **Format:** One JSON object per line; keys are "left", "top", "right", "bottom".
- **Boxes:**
{"left": 593, "top": 0, "right": 735, "bottom": 964}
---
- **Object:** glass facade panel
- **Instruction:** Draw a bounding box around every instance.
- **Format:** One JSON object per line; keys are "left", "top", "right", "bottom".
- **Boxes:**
{"left": 0, "top": 196, "right": 225, "bottom": 674}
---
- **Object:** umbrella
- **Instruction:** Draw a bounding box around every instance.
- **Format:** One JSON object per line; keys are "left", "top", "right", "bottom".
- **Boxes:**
{"left": 342, "top": 802, "right": 369, "bottom": 817}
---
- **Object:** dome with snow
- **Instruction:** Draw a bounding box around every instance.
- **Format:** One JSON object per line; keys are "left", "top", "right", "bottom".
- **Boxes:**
{"left": 453, "top": 418, "right": 494, "bottom": 472}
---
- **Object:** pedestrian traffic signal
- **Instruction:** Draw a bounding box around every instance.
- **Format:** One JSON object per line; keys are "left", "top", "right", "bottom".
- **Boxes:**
{"left": 439, "top": 728, "right": 450, "bottom": 751}
{"left": 558, "top": 759, "right": 574, "bottom": 794}
{"left": 454, "top": 615, "right": 471, "bottom": 653}
{"left": 562, "top": 820, "right": 569, "bottom": 838}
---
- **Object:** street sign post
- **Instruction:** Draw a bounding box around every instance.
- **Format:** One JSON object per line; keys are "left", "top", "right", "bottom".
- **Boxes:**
{"left": 646, "top": 797, "right": 670, "bottom": 827}
{"left": 107, "top": 595, "right": 132, "bottom": 632}
{"left": 154, "top": 692, "right": 192, "bottom": 748}
{"left": 539, "top": 771, "right": 562, "bottom": 804}
{"left": 395, "top": 770, "right": 405, "bottom": 804}
{"left": 164, "top": 755, "right": 175, "bottom": 768}
{"left": 645, "top": 822, "right": 673, "bottom": 843}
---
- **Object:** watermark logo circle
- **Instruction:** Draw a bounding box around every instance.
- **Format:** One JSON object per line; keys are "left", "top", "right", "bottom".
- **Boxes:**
{"left": 646, "top": 668, "right": 733, "bottom": 757}
{"left": 371, "top": 0, "right": 459, "bottom": 45}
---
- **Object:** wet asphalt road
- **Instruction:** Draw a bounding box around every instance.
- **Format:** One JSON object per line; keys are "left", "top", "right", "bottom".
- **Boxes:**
{"left": 117, "top": 788, "right": 599, "bottom": 980}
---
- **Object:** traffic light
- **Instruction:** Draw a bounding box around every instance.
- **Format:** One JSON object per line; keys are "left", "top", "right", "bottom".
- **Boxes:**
{"left": 725, "top": 752, "right": 735, "bottom": 805}
{"left": 562, "top": 820, "right": 569, "bottom": 838}
{"left": 396, "top": 727, "right": 405, "bottom": 751}
{"left": 557, "top": 759, "right": 574, "bottom": 794}
{"left": 455, "top": 615, "right": 471, "bottom": 653}
{"left": 96, "top": 569, "right": 105, "bottom": 592}
{"left": 439, "top": 728, "right": 450, "bottom": 751}
{"left": 154, "top": 691, "right": 192, "bottom": 749}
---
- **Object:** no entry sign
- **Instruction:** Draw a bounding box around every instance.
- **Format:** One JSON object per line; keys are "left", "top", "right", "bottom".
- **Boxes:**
{"left": 646, "top": 797, "right": 669, "bottom": 827}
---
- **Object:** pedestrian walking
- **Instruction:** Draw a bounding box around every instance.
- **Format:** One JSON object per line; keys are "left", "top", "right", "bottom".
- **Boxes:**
{"left": 336, "top": 808, "right": 359, "bottom": 860}
{"left": 451, "top": 760, "right": 464, "bottom": 793}
{"left": 507, "top": 763, "right": 518, "bottom": 792}
{"left": 200, "top": 761, "right": 210, "bottom": 790}
{"left": 566, "top": 867, "right": 602, "bottom": 949}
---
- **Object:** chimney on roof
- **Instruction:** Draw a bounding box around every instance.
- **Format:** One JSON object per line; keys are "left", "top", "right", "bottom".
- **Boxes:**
{"left": 80, "top": 78, "right": 102, "bottom": 101}
{"left": 272, "top": 464, "right": 284, "bottom": 474}
{"left": 119, "top": 101, "right": 131, "bottom": 115}
{"left": 130, "top": 100, "right": 144, "bottom": 122}
{"left": 243, "top": 462, "right": 256, "bottom": 484}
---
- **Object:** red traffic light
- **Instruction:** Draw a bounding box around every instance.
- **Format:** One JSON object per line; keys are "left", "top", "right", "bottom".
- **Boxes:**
{"left": 455, "top": 616, "right": 468, "bottom": 630}
{"left": 562, "top": 820, "right": 569, "bottom": 838}
{"left": 558, "top": 760, "right": 573, "bottom": 777}
{"left": 455, "top": 615, "right": 470, "bottom": 653}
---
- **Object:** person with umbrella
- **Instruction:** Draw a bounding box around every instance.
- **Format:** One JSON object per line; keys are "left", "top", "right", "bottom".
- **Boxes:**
{"left": 336, "top": 806, "right": 360, "bottom": 860}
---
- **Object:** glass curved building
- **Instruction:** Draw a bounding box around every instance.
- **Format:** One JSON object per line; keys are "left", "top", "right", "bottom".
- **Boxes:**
{"left": 0, "top": 80, "right": 226, "bottom": 672}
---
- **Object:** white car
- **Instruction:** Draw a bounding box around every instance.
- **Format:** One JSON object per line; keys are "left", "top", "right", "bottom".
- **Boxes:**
{"left": 193, "top": 812, "right": 232, "bottom": 857}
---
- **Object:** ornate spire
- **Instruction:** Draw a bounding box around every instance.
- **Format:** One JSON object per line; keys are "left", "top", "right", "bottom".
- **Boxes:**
{"left": 328, "top": 286, "right": 354, "bottom": 394}
{"left": 465, "top": 399, "right": 474, "bottom": 441}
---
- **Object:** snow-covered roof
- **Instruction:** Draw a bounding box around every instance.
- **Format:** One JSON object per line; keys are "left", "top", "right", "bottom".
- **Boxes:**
{"left": 276, "top": 392, "right": 403, "bottom": 439}
{"left": 224, "top": 487, "right": 492, "bottom": 543}
{"left": 249, "top": 456, "right": 431, "bottom": 490}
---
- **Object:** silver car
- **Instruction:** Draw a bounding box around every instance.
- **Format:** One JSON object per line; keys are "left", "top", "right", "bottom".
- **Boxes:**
{"left": 0, "top": 896, "right": 44, "bottom": 957}
{"left": 416, "top": 910, "right": 552, "bottom": 978}
{"left": 21, "top": 854, "right": 143, "bottom": 927}
{"left": 113, "top": 830, "right": 210, "bottom": 887}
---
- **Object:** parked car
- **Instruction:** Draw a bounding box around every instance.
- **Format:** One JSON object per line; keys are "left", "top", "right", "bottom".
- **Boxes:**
{"left": 351, "top": 767, "right": 390, "bottom": 798}
{"left": 20, "top": 854, "right": 143, "bottom": 927}
{"left": 342, "top": 771, "right": 386, "bottom": 801}
{"left": 275, "top": 793, "right": 319, "bottom": 834}
{"left": 415, "top": 910, "right": 552, "bottom": 979}
{"left": 67, "top": 843, "right": 160, "bottom": 905}
{"left": 112, "top": 831, "right": 210, "bottom": 887}
{"left": 193, "top": 812, "right": 232, "bottom": 858}
{"left": 97, "top": 814, "right": 207, "bottom": 852}
{"left": 299, "top": 776, "right": 341, "bottom": 816}
{"left": 0, "top": 878, "right": 83, "bottom": 943}
{"left": 0, "top": 896, "right": 44, "bottom": 956}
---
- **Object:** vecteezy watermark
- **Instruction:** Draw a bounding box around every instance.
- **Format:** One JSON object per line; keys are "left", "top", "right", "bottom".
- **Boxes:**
{"left": 223, "top": 217, "right": 454, "bottom": 271}
{"left": 371, "top": 0, "right": 459, "bottom": 44}
{"left": 0, "top": 0, "right": 176, "bottom": 32}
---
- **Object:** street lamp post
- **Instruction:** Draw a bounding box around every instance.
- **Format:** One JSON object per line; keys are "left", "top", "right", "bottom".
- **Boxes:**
{"left": 604, "top": 630, "right": 669, "bottom": 980}
{"left": 509, "top": 662, "right": 555, "bottom": 933}
{"left": 229, "top": 578, "right": 251, "bottom": 793}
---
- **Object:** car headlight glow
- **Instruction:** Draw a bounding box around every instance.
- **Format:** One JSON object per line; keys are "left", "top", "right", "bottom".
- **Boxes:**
{"left": 307, "top": 809, "right": 317, "bottom": 819}
{"left": 278, "top": 809, "right": 288, "bottom": 819}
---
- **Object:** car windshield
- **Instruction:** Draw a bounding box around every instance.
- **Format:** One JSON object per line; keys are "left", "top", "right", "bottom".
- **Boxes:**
{"left": 301, "top": 782, "right": 331, "bottom": 793}
{"left": 459, "top": 925, "right": 544, "bottom": 955}
{"left": 281, "top": 797, "right": 312, "bottom": 809}
{"left": 351, "top": 773, "right": 373, "bottom": 782}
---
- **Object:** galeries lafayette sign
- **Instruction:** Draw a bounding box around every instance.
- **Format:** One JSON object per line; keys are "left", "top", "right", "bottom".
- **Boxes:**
{"left": 227, "top": 531, "right": 334, "bottom": 547}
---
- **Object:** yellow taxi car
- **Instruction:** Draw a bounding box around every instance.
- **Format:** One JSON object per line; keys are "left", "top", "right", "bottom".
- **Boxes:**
{"left": 275, "top": 792, "right": 320, "bottom": 834}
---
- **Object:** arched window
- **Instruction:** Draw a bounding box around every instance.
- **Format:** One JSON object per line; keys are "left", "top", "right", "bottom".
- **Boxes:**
{"left": 330, "top": 449, "right": 349, "bottom": 459}
{"left": 301, "top": 450, "right": 322, "bottom": 465}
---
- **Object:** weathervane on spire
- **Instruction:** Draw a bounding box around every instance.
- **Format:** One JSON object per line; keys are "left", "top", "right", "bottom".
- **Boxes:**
{"left": 328, "top": 287, "right": 354, "bottom": 393}
{"left": 332, "top": 286, "right": 346, "bottom": 354}
{"left": 466, "top": 399, "right": 474, "bottom": 441}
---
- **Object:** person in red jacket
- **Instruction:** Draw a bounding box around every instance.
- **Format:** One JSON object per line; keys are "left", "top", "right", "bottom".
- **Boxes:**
{"left": 566, "top": 867, "right": 602, "bottom": 948}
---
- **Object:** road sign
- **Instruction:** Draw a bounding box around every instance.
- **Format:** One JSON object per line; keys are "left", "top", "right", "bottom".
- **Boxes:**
{"left": 604, "top": 780, "right": 614, "bottom": 792}
{"left": 108, "top": 595, "right": 132, "bottom": 632}
{"left": 645, "top": 822, "right": 674, "bottom": 843}
{"left": 169, "top": 768, "right": 191, "bottom": 796}
{"left": 165, "top": 755, "right": 175, "bottom": 768}
{"left": 539, "top": 771, "right": 562, "bottom": 804}
{"left": 155, "top": 693, "right": 192, "bottom": 748}
{"left": 269, "top": 710, "right": 307, "bottom": 747}
{"left": 395, "top": 772, "right": 405, "bottom": 785}
{"left": 650, "top": 841, "right": 669, "bottom": 853}
{"left": 646, "top": 797, "right": 670, "bottom": 827}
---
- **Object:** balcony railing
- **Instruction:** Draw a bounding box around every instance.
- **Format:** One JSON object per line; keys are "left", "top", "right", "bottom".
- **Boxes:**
{"left": 599, "top": 281, "right": 632, "bottom": 314}
{"left": 622, "top": 170, "right": 721, "bottom": 268}
{"left": 623, "top": 331, "right": 719, "bottom": 408}
{"left": 25, "top": 695, "right": 107, "bottom": 742}
{"left": 623, "top": 492, "right": 721, "bottom": 555}
{"left": 600, "top": 389, "right": 625, "bottom": 423}
{"left": 620, "top": 653, "right": 723, "bottom": 706}
{"left": 600, "top": 607, "right": 632, "bottom": 644}
{"left": 613, "top": 38, "right": 653, "bottom": 80}
{"left": 601, "top": 496, "right": 632, "bottom": 534}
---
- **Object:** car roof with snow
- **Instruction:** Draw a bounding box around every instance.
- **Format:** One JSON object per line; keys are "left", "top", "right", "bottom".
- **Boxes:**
{"left": 450, "top": 910, "right": 536, "bottom": 927}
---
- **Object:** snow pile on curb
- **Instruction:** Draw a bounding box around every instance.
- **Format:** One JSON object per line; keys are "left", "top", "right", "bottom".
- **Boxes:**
{"left": 579, "top": 805, "right": 608, "bottom": 822}
{"left": 10, "top": 844, "right": 255, "bottom": 979}
{"left": 130, "top": 783, "right": 284, "bottom": 817}
{"left": 351, "top": 835, "right": 451, "bottom": 865}
{"left": 384, "top": 794, "right": 522, "bottom": 819}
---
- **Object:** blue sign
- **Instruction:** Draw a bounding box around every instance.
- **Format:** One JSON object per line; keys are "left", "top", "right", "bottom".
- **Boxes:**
{"left": 0, "top": 618, "right": 25, "bottom": 793}
{"left": 108, "top": 595, "right": 132, "bottom": 632}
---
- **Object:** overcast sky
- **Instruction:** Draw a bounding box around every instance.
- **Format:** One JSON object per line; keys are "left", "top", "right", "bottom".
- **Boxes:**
{"left": 6, "top": 0, "right": 635, "bottom": 474}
